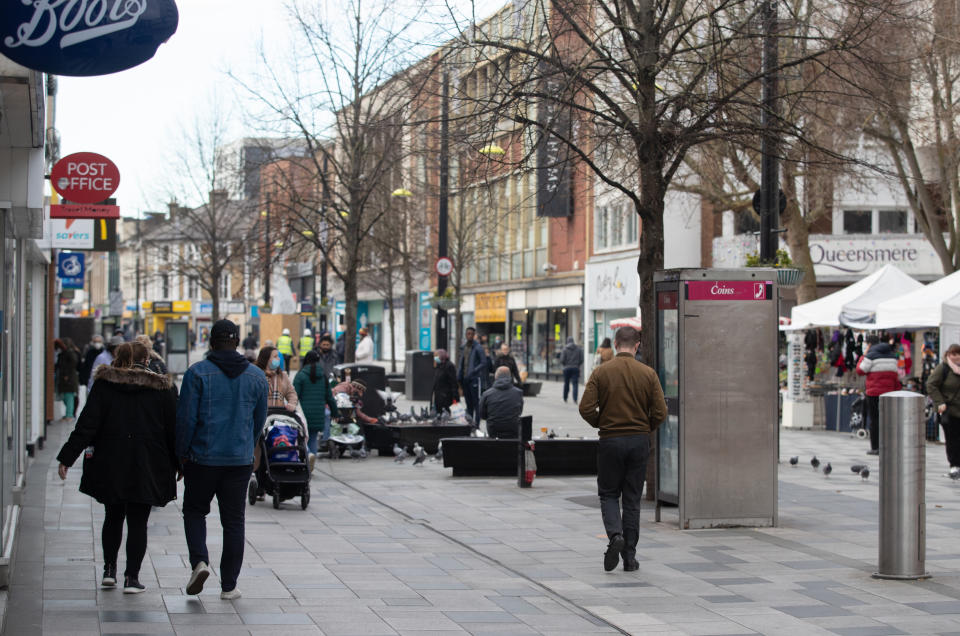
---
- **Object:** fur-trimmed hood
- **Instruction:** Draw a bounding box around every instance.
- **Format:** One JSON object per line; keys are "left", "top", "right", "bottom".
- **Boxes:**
{"left": 93, "top": 364, "right": 171, "bottom": 391}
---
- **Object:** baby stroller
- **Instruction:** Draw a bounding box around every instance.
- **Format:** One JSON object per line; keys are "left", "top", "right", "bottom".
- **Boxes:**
{"left": 249, "top": 408, "right": 311, "bottom": 510}
{"left": 849, "top": 395, "right": 868, "bottom": 439}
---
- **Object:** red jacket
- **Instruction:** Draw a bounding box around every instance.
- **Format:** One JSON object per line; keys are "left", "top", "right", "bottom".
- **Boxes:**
{"left": 856, "top": 344, "right": 901, "bottom": 396}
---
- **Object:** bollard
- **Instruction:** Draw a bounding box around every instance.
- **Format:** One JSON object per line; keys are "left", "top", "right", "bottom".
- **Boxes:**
{"left": 874, "top": 390, "right": 929, "bottom": 580}
{"left": 517, "top": 415, "right": 533, "bottom": 488}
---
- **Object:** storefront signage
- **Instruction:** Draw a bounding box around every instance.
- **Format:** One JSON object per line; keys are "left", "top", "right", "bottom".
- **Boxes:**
{"left": 686, "top": 281, "right": 771, "bottom": 301}
{"left": 0, "top": 0, "right": 179, "bottom": 77}
{"left": 51, "top": 153, "right": 119, "bottom": 203}
{"left": 536, "top": 61, "right": 572, "bottom": 218}
{"left": 172, "top": 301, "right": 191, "bottom": 313}
{"left": 475, "top": 292, "right": 507, "bottom": 323}
{"left": 587, "top": 258, "right": 639, "bottom": 309}
{"left": 419, "top": 292, "right": 432, "bottom": 350}
{"left": 152, "top": 301, "right": 173, "bottom": 313}
{"left": 50, "top": 203, "right": 120, "bottom": 220}
{"left": 57, "top": 252, "right": 85, "bottom": 289}
{"left": 45, "top": 218, "right": 93, "bottom": 248}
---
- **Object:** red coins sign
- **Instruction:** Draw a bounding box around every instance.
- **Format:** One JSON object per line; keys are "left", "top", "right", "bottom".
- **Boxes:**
{"left": 50, "top": 152, "right": 120, "bottom": 204}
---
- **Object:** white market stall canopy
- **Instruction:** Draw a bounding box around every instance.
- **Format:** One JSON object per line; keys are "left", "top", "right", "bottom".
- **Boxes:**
{"left": 789, "top": 264, "right": 922, "bottom": 329}
{"left": 874, "top": 269, "right": 960, "bottom": 329}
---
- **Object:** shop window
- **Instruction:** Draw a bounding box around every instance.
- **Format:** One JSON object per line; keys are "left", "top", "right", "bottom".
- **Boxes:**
{"left": 879, "top": 209, "right": 908, "bottom": 234}
{"left": 843, "top": 210, "right": 872, "bottom": 234}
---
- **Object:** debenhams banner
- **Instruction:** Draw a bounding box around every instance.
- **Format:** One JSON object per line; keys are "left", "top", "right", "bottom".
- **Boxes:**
{"left": 713, "top": 234, "right": 944, "bottom": 279}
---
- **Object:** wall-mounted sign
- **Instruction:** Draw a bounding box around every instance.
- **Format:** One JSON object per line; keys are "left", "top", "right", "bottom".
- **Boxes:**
{"left": 152, "top": 301, "right": 173, "bottom": 313}
{"left": 586, "top": 257, "right": 639, "bottom": 309}
{"left": 435, "top": 257, "right": 454, "bottom": 277}
{"left": 536, "top": 61, "right": 573, "bottom": 218}
{"left": 0, "top": 1, "right": 179, "bottom": 77}
{"left": 475, "top": 292, "right": 507, "bottom": 323}
{"left": 44, "top": 218, "right": 93, "bottom": 249}
{"left": 50, "top": 203, "right": 119, "bottom": 220}
{"left": 686, "top": 280, "right": 771, "bottom": 301}
{"left": 51, "top": 153, "right": 120, "bottom": 203}
{"left": 419, "top": 291, "right": 432, "bottom": 350}
{"left": 57, "top": 252, "right": 85, "bottom": 289}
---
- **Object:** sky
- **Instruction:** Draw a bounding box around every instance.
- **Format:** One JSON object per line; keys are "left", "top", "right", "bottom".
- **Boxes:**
{"left": 55, "top": 0, "right": 504, "bottom": 217}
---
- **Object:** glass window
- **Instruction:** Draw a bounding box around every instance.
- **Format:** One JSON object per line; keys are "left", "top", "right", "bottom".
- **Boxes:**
{"left": 879, "top": 209, "right": 907, "bottom": 234}
{"left": 161, "top": 274, "right": 169, "bottom": 298}
{"left": 511, "top": 253, "right": 522, "bottom": 279}
{"left": 843, "top": 210, "right": 872, "bottom": 234}
{"left": 531, "top": 309, "right": 548, "bottom": 373}
{"left": 597, "top": 205, "right": 609, "bottom": 249}
{"left": 219, "top": 273, "right": 230, "bottom": 299}
{"left": 523, "top": 250, "right": 534, "bottom": 278}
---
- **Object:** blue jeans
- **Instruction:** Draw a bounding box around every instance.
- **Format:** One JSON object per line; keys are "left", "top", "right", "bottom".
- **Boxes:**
{"left": 597, "top": 434, "right": 650, "bottom": 559}
{"left": 307, "top": 431, "right": 319, "bottom": 454}
{"left": 563, "top": 368, "right": 580, "bottom": 402}
{"left": 182, "top": 463, "right": 251, "bottom": 592}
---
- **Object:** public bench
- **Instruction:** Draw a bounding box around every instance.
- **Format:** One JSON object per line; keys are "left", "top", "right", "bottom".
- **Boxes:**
{"left": 441, "top": 437, "right": 598, "bottom": 477}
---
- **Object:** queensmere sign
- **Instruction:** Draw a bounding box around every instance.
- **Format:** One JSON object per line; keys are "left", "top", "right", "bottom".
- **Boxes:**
{"left": 0, "top": 0, "right": 179, "bottom": 77}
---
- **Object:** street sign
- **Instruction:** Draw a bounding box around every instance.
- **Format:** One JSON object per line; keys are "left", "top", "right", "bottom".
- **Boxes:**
{"left": 435, "top": 257, "right": 454, "bottom": 277}
{"left": 57, "top": 253, "right": 85, "bottom": 290}
{"left": 0, "top": 1, "right": 179, "bottom": 77}
{"left": 50, "top": 203, "right": 120, "bottom": 220}
{"left": 51, "top": 153, "right": 120, "bottom": 203}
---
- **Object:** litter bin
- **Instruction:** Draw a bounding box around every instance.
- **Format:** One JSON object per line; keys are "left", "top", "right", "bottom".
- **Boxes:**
{"left": 875, "top": 390, "right": 928, "bottom": 580}
{"left": 334, "top": 363, "right": 386, "bottom": 391}
{"left": 405, "top": 350, "right": 434, "bottom": 401}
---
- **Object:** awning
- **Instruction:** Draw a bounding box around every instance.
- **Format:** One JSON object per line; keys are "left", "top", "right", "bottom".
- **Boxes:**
{"left": 874, "top": 269, "right": 960, "bottom": 329}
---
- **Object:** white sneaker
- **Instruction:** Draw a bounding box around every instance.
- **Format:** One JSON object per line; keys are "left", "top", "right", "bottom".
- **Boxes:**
{"left": 950, "top": 467, "right": 960, "bottom": 480}
{"left": 308, "top": 453, "right": 316, "bottom": 473}
{"left": 220, "top": 588, "right": 242, "bottom": 600}
{"left": 186, "top": 561, "right": 211, "bottom": 595}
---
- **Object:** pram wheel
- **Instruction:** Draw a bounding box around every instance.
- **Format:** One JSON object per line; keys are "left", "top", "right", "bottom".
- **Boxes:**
{"left": 272, "top": 491, "right": 281, "bottom": 510}
{"left": 301, "top": 486, "right": 310, "bottom": 510}
{"left": 248, "top": 480, "right": 257, "bottom": 506}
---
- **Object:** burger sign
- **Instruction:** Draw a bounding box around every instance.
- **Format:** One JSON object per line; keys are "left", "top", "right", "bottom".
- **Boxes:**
{"left": 50, "top": 152, "right": 120, "bottom": 204}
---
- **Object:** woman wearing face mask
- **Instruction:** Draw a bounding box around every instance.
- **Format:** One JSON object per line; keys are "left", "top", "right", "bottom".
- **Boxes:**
{"left": 431, "top": 349, "right": 459, "bottom": 414}
{"left": 255, "top": 346, "right": 298, "bottom": 412}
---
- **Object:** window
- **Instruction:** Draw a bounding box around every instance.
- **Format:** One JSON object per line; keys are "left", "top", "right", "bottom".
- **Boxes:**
{"left": 843, "top": 210, "right": 872, "bottom": 234}
{"left": 160, "top": 273, "right": 169, "bottom": 299}
{"left": 219, "top": 272, "right": 231, "bottom": 299}
{"left": 188, "top": 277, "right": 199, "bottom": 300}
{"left": 595, "top": 201, "right": 639, "bottom": 251}
{"left": 879, "top": 209, "right": 908, "bottom": 234}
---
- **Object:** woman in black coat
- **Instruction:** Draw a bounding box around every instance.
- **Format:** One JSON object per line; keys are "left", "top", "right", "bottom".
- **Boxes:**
{"left": 57, "top": 341, "right": 178, "bottom": 594}
{"left": 54, "top": 338, "right": 81, "bottom": 421}
{"left": 432, "top": 349, "right": 459, "bottom": 414}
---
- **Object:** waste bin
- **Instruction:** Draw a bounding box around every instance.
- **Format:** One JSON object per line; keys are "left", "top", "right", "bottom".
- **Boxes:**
{"left": 405, "top": 350, "right": 434, "bottom": 401}
{"left": 334, "top": 363, "right": 386, "bottom": 391}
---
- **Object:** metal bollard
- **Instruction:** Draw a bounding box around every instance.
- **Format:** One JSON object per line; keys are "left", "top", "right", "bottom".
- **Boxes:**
{"left": 874, "top": 391, "right": 929, "bottom": 580}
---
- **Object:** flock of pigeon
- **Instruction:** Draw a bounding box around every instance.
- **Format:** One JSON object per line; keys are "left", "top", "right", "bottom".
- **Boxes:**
{"left": 788, "top": 455, "right": 871, "bottom": 481}
{"left": 393, "top": 441, "right": 442, "bottom": 466}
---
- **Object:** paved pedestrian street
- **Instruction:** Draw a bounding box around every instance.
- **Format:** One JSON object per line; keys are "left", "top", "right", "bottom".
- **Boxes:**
{"left": 10, "top": 413, "right": 960, "bottom": 635}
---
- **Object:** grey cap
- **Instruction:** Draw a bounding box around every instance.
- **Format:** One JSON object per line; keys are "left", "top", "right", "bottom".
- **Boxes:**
{"left": 109, "top": 335, "right": 124, "bottom": 347}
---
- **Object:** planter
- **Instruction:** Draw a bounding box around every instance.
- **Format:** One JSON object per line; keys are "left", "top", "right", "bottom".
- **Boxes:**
{"left": 430, "top": 297, "right": 458, "bottom": 310}
{"left": 776, "top": 268, "right": 805, "bottom": 289}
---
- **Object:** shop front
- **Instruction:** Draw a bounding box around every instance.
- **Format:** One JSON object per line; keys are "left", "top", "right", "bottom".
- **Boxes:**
{"left": 504, "top": 284, "right": 583, "bottom": 380}
{"left": 584, "top": 254, "right": 640, "bottom": 378}
{"left": 142, "top": 300, "right": 192, "bottom": 339}
{"left": 475, "top": 292, "right": 507, "bottom": 349}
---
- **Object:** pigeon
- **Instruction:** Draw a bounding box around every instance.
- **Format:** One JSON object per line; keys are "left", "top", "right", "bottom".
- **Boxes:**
{"left": 789, "top": 456, "right": 799, "bottom": 466}
{"left": 431, "top": 442, "right": 444, "bottom": 463}
{"left": 822, "top": 463, "right": 832, "bottom": 477}
{"left": 851, "top": 464, "right": 867, "bottom": 473}
{"left": 394, "top": 445, "right": 409, "bottom": 463}
{"left": 412, "top": 445, "right": 427, "bottom": 466}
{"left": 860, "top": 467, "right": 870, "bottom": 481}
{"left": 811, "top": 456, "right": 820, "bottom": 471}
{"left": 392, "top": 443, "right": 403, "bottom": 457}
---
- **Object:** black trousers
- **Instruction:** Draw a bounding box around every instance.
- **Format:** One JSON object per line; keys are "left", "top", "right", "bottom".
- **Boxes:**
{"left": 942, "top": 413, "right": 960, "bottom": 468}
{"left": 462, "top": 377, "right": 482, "bottom": 422}
{"left": 182, "top": 463, "right": 251, "bottom": 593}
{"left": 597, "top": 434, "right": 649, "bottom": 559}
{"left": 866, "top": 395, "right": 880, "bottom": 451}
{"left": 562, "top": 368, "right": 580, "bottom": 402}
{"left": 102, "top": 502, "right": 152, "bottom": 578}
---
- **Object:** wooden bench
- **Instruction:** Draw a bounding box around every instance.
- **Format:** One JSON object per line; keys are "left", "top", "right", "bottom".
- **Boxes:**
{"left": 441, "top": 437, "right": 598, "bottom": 477}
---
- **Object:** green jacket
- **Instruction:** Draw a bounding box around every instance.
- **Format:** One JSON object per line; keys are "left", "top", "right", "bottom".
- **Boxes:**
{"left": 293, "top": 364, "right": 338, "bottom": 433}
{"left": 927, "top": 362, "right": 960, "bottom": 419}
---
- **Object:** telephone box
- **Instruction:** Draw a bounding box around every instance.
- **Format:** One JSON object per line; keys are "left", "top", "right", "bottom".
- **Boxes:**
{"left": 164, "top": 320, "right": 190, "bottom": 375}
{"left": 654, "top": 269, "right": 779, "bottom": 529}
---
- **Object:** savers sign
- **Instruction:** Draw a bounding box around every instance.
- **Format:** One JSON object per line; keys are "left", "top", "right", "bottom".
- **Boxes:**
{"left": 51, "top": 152, "right": 120, "bottom": 203}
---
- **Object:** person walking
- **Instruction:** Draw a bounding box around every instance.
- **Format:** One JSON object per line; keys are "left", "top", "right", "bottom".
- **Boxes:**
{"left": 299, "top": 329, "right": 315, "bottom": 366}
{"left": 78, "top": 334, "right": 104, "bottom": 394}
{"left": 560, "top": 336, "right": 584, "bottom": 403}
{"left": 493, "top": 342, "right": 522, "bottom": 387}
{"left": 88, "top": 335, "right": 124, "bottom": 393}
{"left": 856, "top": 334, "right": 902, "bottom": 456}
{"left": 457, "top": 327, "right": 487, "bottom": 422}
{"left": 294, "top": 350, "right": 338, "bottom": 472}
{"left": 176, "top": 319, "right": 268, "bottom": 600}
{"left": 256, "top": 347, "right": 299, "bottom": 412}
{"left": 595, "top": 337, "right": 614, "bottom": 366}
{"left": 277, "top": 328, "right": 296, "bottom": 373}
{"left": 54, "top": 338, "right": 81, "bottom": 422}
{"left": 479, "top": 366, "right": 524, "bottom": 438}
{"left": 355, "top": 327, "right": 374, "bottom": 362}
{"left": 316, "top": 335, "right": 339, "bottom": 380}
{"left": 242, "top": 332, "right": 258, "bottom": 362}
{"left": 927, "top": 343, "right": 960, "bottom": 477}
{"left": 578, "top": 326, "right": 667, "bottom": 573}
{"left": 432, "top": 349, "right": 459, "bottom": 414}
{"left": 57, "top": 341, "right": 178, "bottom": 593}
{"left": 135, "top": 335, "right": 168, "bottom": 376}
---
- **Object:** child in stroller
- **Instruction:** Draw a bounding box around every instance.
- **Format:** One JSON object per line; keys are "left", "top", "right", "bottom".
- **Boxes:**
{"left": 249, "top": 407, "right": 311, "bottom": 510}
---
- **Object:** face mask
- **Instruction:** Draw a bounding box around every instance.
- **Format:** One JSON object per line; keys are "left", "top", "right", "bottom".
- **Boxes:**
{"left": 93, "top": 342, "right": 103, "bottom": 350}
{"left": 270, "top": 358, "right": 282, "bottom": 370}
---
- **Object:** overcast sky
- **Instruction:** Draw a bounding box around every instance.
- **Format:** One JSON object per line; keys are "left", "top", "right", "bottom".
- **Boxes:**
{"left": 56, "top": 0, "right": 501, "bottom": 216}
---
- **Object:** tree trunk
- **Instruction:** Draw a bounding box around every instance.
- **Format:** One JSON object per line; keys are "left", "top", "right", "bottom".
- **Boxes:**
{"left": 388, "top": 295, "right": 397, "bottom": 372}
{"left": 343, "top": 268, "right": 358, "bottom": 363}
{"left": 403, "top": 252, "right": 415, "bottom": 354}
{"left": 780, "top": 177, "right": 818, "bottom": 304}
{"left": 211, "top": 281, "right": 220, "bottom": 322}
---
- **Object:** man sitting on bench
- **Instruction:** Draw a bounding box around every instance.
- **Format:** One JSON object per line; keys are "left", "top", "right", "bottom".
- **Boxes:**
{"left": 478, "top": 366, "right": 524, "bottom": 438}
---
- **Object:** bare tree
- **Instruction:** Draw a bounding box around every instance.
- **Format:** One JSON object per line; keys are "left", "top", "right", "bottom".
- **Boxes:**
{"left": 232, "top": 0, "right": 435, "bottom": 362}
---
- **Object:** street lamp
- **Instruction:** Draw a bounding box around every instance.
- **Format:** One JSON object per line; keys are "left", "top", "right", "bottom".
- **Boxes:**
{"left": 479, "top": 143, "right": 505, "bottom": 155}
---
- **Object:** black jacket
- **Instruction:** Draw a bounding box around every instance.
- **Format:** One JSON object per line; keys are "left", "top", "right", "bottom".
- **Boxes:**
{"left": 479, "top": 375, "right": 524, "bottom": 436}
{"left": 317, "top": 349, "right": 339, "bottom": 379}
{"left": 57, "top": 364, "right": 179, "bottom": 506}
{"left": 559, "top": 342, "right": 584, "bottom": 369}
{"left": 433, "top": 360, "right": 459, "bottom": 411}
{"left": 493, "top": 354, "right": 522, "bottom": 386}
{"left": 56, "top": 348, "right": 80, "bottom": 394}
{"left": 79, "top": 345, "right": 101, "bottom": 387}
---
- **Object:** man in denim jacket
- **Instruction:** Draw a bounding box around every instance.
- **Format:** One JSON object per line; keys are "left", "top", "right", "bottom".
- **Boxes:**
{"left": 176, "top": 319, "right": 267, "bottom": 600}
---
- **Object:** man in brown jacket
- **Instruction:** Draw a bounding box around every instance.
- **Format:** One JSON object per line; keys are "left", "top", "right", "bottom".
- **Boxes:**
{"left": 579, "top": 326, "right": 667, "bottom": 572}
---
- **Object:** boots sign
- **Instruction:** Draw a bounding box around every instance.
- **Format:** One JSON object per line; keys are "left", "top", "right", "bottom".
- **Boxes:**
{"left": 0, "top": 0, "right": 179, "bottom": 77}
